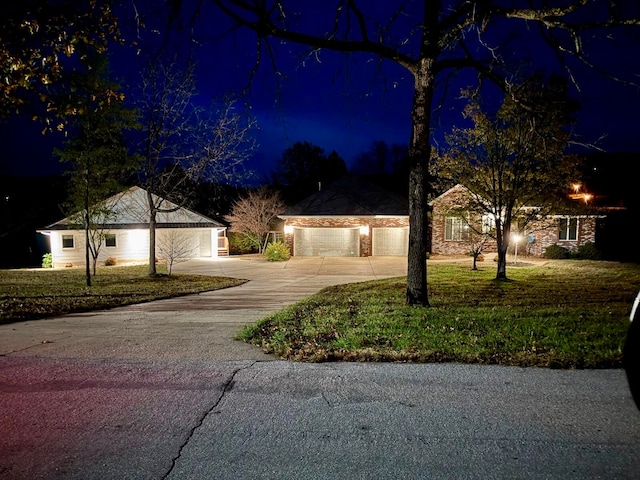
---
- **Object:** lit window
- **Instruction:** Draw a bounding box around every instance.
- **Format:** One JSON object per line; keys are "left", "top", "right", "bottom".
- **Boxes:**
{"left": 481, "top": 214, "right": 496, "bottom": 234}
{"left": 559, "top": 218, "right": 577, "bottom": 241}
{"left": 62, "top": 235, "right": 74, "bottom": 248}
{"left": 105, "top": 234, "right": 116, "bottom": 247}
{"left": 445, "top": 217, "right": 469, "bottom": 241}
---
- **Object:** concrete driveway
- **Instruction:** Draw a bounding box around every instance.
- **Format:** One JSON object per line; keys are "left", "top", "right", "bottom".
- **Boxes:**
{"left": 2, "top": 255, "right": 640, "bottom": 479}
{"left": 0, "top": 256, "right": 408, "bottom": 362}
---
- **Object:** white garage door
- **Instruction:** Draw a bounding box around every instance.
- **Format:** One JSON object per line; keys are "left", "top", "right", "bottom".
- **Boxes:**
{"left": 372, "top": 227, "right": 409, "bottom": 256}
{"left": 294, "top": 228, "right": 359, "bottom": 257}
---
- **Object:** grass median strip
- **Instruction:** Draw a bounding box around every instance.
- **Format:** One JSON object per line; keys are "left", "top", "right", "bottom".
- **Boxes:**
{"left": 237, "top": 260, "right": 640, "bottom": 368}
{"left": 0, "top": 265, "right": 246, "bottom": 323}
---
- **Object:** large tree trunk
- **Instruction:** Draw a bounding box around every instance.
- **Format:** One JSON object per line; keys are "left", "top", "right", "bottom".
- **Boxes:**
{"left": 147, "top": 190, "right": 158, "bottom": 276}
{"left": 495, "top": 225, "right": 510, "bottom": 280}
{"left": 148, "top": 214, "right": 157, "bottom": 276}
{"left": 496, "top": 245, "right": 508, "bottom": 280}
{"left": 405, "top": 57, "right": 435, "bottom": 306}
{"left": 84, "top": 219, "right": 91, "bottom": 287}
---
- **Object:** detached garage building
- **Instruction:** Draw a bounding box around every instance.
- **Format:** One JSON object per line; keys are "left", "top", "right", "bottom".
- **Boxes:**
{"left": 279, "top": 175, "right": 409, "bottom": 257}
{"left": 38, "top": 186, "right": 229, "bottom": 268}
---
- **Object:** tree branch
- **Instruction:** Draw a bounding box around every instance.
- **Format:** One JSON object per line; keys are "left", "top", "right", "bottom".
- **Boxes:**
{"left": 212, "top": 0, "right": 417, "bottom": 72}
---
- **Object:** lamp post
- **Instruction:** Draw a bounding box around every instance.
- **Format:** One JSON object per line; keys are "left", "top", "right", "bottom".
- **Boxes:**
{"left": 512, "top": 234, "right": 521, "bottom": 265}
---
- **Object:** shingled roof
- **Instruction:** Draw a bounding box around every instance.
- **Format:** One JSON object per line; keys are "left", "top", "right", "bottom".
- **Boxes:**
{"left": 280, "top": 175, "right": 409, "bottom": 216}
{"left": 43, "top": 186, "right": 225, "bottom": 230}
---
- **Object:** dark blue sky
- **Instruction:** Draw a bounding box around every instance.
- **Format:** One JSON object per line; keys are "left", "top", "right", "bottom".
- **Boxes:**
{"left": 1, "top": 1, "right": 639, "bottom": 181}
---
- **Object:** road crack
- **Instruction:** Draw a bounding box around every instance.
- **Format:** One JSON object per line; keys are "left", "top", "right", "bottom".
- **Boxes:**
{"left": 162, "top": 360, "right": 257, "bottom": 479}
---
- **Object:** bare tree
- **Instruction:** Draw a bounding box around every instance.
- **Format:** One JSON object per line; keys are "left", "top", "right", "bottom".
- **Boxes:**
{"left": 157, "top": 230, "right": 198, "bottom": 275}
{"left": 466, "top": 223, "right": 490, "bottom": 272}
{"left": 201, "top": 0, "right": 640, "bottom": 306}
{"left": 65, "top": 201, "right": 119, "bottom": 277}
{"left": 225, "top": 187, "right": 286, "bottom": 254}
{"left": 437, "top": 75, "right": 582, "bottom": 280}
{"left": 137, "top": 57, "right": 256, "bottom": 275}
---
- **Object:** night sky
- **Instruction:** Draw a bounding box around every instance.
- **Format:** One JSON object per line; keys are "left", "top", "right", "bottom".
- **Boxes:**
{"left": 1, "top": 1, "right": 639, "bottom": 183}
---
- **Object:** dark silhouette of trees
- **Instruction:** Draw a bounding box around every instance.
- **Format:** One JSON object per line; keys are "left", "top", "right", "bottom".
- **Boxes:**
{"left": 271, "top": 141, "right": 346, "bottom": 204}
{"left": 351, "top": 140, "right": 409, "bottom": 196}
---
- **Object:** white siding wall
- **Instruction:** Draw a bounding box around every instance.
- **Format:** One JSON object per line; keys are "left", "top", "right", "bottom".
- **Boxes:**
{"left": 49, "top": 228, "right": 219, "bottom": 267}
{"left": 50, "top": 229, "right": 149, "bottom": 267}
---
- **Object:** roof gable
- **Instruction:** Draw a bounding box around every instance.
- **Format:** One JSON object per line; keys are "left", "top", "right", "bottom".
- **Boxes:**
{"left": 429, "top": 184, "right": 469, "bottom": 206}
{"left": 45, "top": 186, "right": 224, "bottom": 229}
{"left": 281, "top": 175, "right": 408, "bottom": 217}
{"left": 430, "top": 183, "right": 614, "bottom": 216}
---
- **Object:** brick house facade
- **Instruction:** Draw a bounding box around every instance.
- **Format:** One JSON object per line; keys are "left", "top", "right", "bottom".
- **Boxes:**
{"left": 430, "top": 184, "right": 602, "bottom": 258}
{"left": 282, "top": 215, "right": 410, "bottom": 257}
{"left": 279, "top": 175, "right": 410, "bottom": 257}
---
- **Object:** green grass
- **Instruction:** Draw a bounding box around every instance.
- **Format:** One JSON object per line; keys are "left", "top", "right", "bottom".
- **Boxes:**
{"left": 0, "top": 264, "right": 246, "bottom": 323}
{"left": 237, "top": 260, "right": 640, "bottom": 368}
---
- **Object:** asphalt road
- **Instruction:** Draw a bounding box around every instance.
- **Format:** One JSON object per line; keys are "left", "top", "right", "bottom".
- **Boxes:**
{"left": 1, "top": 256, "right": 639, "bottom": 479}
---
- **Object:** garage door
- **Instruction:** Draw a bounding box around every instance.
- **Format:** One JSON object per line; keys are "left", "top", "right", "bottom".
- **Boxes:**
{"left": 372, "top": 227, "right": 409, "bottom": 256}
{"left": 294, "top": 228, "right": 359, "bottom": 257}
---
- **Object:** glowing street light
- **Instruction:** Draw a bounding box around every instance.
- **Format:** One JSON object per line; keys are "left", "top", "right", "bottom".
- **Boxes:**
{"left": 512, "top": 233, "right": 521, "bottom": 265}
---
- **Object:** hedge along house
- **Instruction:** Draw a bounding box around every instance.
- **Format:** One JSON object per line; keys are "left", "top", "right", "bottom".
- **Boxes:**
{"left": 38, "top": 186, "right": 228, "bottom": 268}
{"left": 279, "top": 175, "right": 410, "bottom": 257}
{"left": 429, "top": 184, "right": 607, "bottom": 258}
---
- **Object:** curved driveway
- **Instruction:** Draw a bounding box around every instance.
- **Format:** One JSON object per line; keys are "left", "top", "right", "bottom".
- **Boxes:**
{"left": 0, "top": 256, "right": 408, "bottom": 361}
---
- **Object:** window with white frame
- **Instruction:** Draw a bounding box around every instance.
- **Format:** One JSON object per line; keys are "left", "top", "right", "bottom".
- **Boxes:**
{"left": 481, "top": 214, "right": 496, "bottom": 234}
{"left": 62, "top": 235, "right": 74, "bottom": 248}
{"left": 105, "top": 233, "right": 116, "bottom": 247}
{"left": 445, "top": 217, "right": 469, "bottom": 241}
{"left": 559, "top": 217, "right": 578, "bottom": 241}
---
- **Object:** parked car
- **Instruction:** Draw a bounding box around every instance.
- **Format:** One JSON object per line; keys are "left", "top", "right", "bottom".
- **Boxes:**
{"left": 624, "top": 290, "right": 640, "bottom": 409}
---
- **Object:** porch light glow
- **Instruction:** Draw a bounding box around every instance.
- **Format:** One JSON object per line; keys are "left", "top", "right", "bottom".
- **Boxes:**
{"left": 284, "top": 225, "right": 294, "bottom": 234}
{"left": 360, "top": 225, "right": 369, "bottom": 235}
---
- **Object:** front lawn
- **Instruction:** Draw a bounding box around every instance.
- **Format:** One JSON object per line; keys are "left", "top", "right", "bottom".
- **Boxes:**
{"left": 237, "top": 260, "right": 640, "bottom": 368}
{"left": 0, "top": 264, "right": 246, "bottom": 323}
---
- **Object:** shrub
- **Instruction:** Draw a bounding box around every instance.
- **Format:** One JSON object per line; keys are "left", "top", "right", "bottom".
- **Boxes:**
{"left": 41, "top": 253, "right": 53, "bottom": 269}
{"left": 544, "top": 244, "right": 569, "bottom": 259}
{"left": 228, "top": 232, "right": 258, "bottom": 255}
{"left": 104, "top": 256, "right": 117, "bottom": 266}
{"left": 263, "top": 241, "right": 290, "bottom": 261}
{"left": 577, "top": 241, "right": 601, "bottom": 260}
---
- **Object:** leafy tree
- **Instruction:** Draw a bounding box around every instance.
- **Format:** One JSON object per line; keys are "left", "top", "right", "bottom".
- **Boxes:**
{"left": 225, "top": 187, "right": 286, "bottom": 254}
{"left": 0, "top": 1, "right": 122, "bottom": 127}
{"left": 271, "top": 141, "right": 346, "bottom": 203}
{"left": 203, "top": 0, "right": 640, "bottom": 306}
{"left": 436, "top": 74, "right": 583, "bottom": 280}
{"left": 55, "top": 55, "right": 139, "bottom": 285}
{"left": 136, "top": 57, "right": 255, "bottom": 275}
